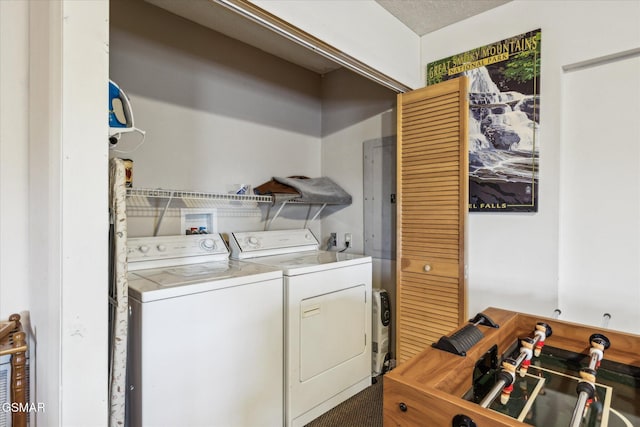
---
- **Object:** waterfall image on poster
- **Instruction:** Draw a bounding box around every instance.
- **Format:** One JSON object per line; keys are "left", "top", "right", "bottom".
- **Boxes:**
{"left": 427, "top": 29, "right": 541, "bottom": 212}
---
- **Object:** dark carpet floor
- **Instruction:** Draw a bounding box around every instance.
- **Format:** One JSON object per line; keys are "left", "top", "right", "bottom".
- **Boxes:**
{"left": 304, "top": 376, "right": 383, "bottom": 427}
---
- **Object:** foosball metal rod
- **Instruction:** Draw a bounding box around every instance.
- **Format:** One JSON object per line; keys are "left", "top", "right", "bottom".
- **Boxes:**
{"left": 569, "top": 352, "right": 600, "bottom": 427}
{"left": 569, "top": 392, "right": 590, "bottom": 427}
{"left": 478, "top": 335, "right": 542, "bottom": 408}
{"left": 568, "top": 334, "right": 610, "bottom": 427}
{"left": 478, "top": 376, "right": 508, "bottom": 409}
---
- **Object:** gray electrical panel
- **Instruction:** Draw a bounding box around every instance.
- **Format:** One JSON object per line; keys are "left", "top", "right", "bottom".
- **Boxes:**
{"left": 363, "top": 136, "right": 396, "bottom": 260}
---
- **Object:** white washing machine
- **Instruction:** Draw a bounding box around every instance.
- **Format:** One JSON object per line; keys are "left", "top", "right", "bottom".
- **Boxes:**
{"left": 229, "top": 229, "right": 372, "bottom": 427}
{"left": 127, "top": 234, "right": 284, "bottom": 427}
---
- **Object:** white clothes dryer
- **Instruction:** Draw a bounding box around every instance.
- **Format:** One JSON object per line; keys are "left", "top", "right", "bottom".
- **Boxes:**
{"left": 230, "top": 229, "right": 372, "bottom": 427}
{"left": 127, "top": 234, "right": 283, "bottom": 427}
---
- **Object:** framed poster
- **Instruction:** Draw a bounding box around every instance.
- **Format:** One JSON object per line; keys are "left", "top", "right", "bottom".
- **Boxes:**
{"left": 427, "top": 29, "right": 541, "bottom": 212}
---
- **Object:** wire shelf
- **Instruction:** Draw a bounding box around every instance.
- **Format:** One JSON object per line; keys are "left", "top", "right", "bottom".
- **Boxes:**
{"left": 126, "top": 188, "right": 272, "bottom": 209}
{"left": 125, "top": 206, "right": 263, "bottom": 218}
{"left": 126, "top": 187, "right": 272, "bottom": 205}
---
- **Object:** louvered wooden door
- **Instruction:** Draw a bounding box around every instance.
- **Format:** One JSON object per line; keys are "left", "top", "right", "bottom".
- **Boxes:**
{"left": 396, "top": 77, "right": 469, "bottom": 364}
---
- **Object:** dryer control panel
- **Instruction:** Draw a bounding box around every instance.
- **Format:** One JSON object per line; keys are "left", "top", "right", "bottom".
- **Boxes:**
{"left": 127, "top": 234, "right": 229, "bottom": 270}
{"left": 230, "top": 229, "right": 319, "bottom": 259}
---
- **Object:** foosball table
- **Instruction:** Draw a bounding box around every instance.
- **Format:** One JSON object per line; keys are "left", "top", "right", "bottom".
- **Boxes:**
{"left": 383, "top": 307, "right": 640, "bottom": 427}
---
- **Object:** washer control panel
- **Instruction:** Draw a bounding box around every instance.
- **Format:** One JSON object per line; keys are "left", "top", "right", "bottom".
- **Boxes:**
{"left": 230, "top": 229, "right": 319, "bottom": 259}
{"left": 127, "top": 234, "right": 229, "bottom": 269}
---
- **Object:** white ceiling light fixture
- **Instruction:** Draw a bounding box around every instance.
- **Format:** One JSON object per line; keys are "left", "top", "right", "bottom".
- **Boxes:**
{"left": 213, "top": 0, "right": 413, "bottom": 93}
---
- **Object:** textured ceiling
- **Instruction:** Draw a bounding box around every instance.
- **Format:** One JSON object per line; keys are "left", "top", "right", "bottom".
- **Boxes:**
{"left": 375, "top": 0, "right": 512, "bottom": 36}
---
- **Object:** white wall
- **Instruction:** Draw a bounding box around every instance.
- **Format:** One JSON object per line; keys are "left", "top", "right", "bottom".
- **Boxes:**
{"left": 0, "top": 0, "right": 30, "bottom": 316}
{"left": 421, "top": 0, "right": 640, "bottom": 332}
{"left": 1, "top": 0, "right": 109, "bottom": 425}
{"left": 110, "top": 0, "right": 324, "bottom": 237}
{"left": 27, "top": 4, "right": 62, "bottom": 423}
{"left": 36, "top": 1, "right": 109, "bottom": 424}
{"left": 251, "top": 0, "right": 422, "bottom": 90}
{"left": 58, "top": 2, "right": 110, "bottom": 422}
{"left": 559, "top": 54, "right": 640, "bottom": 332}
{"left": 320, "top": 68, "right": 396, "bottom": 252}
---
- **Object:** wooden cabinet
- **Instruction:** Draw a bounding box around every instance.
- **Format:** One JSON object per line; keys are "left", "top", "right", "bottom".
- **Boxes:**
{"left": 396, "top": 77, "right": 469, "bottom": 364}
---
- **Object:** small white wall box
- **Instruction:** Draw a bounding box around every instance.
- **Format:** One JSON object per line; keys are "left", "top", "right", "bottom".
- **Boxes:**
{"left": 372, "top": 288, "right": 391, "bottom": 375}
{"left": 180, "top": 209, "right": 218, "bottom": 235}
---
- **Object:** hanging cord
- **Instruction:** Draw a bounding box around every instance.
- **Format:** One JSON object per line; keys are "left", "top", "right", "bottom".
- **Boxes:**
{"left": 110, "top": 128, "right": 147, "bottom": 154}
{"left": 338, "top": 241, "right": 350, "bottom": 252}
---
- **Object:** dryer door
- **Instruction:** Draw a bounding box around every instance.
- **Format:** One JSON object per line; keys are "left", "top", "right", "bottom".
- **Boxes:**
{"left": 300, "top": 284, "right": 366, "bottom": 381}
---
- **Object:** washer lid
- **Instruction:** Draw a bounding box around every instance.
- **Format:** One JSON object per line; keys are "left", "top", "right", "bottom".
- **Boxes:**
{"left": 128, "top": 260, "right": 282, "bottom": 302}
{"left": 132, "top": 262, "right": 234, "bottom": 286}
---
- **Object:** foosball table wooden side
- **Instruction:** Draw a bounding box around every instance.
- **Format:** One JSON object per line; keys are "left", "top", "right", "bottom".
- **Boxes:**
{"left": 383, "top": 307, "right": 640, "bottom": 427}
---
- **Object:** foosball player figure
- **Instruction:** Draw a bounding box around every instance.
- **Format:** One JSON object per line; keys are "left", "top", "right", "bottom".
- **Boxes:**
{"left": 519, "top": 337, "right": 535, "bottom": 377}
{"left": 500, "top": 358, "right": 518, "bottom": 405}
{"left": 533, "top": 322, "right": 548, "bottom": 357}
{"left": 578, "top": 367, "right": 598, "bottom": 419}
{"left": 590, "top": 337, "right": 606, "bottom": 369}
